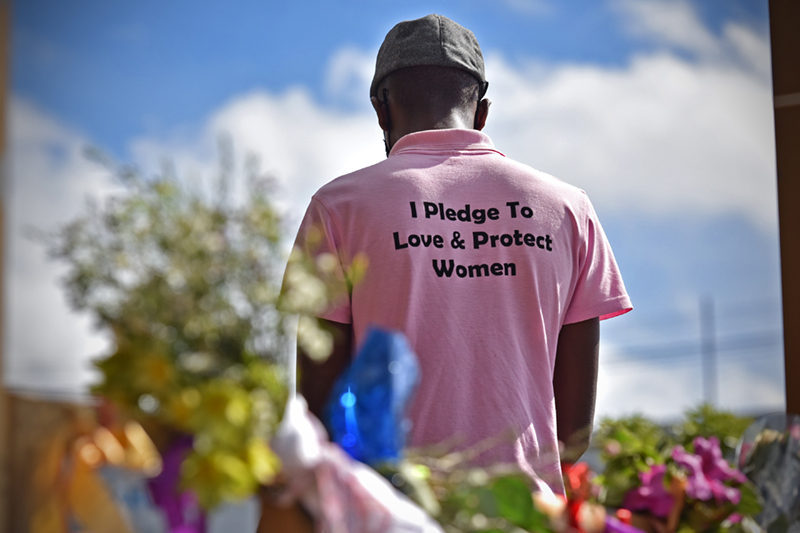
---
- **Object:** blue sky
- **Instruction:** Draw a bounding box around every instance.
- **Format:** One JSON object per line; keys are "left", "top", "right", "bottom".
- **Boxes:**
{"left": 6, "top": 0, "right": 783, "bottom": 420}
{"left": 12, "top": 0, "right": 768, "bottom": 155}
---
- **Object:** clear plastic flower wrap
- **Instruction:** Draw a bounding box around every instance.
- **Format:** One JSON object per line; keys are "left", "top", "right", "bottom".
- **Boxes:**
{"left": 736, "top": 413, "right": 800, "bottom": 532}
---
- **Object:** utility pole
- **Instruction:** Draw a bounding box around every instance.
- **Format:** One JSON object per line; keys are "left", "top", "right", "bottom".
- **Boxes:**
{"left": 700, "top": 297, "right": 717, "bottom": 406}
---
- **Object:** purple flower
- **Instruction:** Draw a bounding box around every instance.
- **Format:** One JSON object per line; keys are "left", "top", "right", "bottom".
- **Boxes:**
{"left": 712, "top": 482, "right": 743, "bottom": 505}
{"left": 727, "top": 513, "right": 743, "bottom": 524}
{"left": 693, "top": 436, "right": 748, "bottom": 484}
{"left": 622, "top": 464, "right": 675, "bottom": 518}
{"left": 670, "top": 437, "right": 746, "bottom": 505}
{"left": 671, "top": 445, "right": 713, "bottom": 500}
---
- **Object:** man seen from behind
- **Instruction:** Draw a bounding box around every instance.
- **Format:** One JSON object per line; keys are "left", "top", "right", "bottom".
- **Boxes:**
{"left": 286, "top": 14, "right": 632, "bottom": 493}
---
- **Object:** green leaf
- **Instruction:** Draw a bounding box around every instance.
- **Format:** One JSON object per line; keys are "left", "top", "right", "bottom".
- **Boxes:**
{"left": 735, "top": 481, "right": 763, "bottom": 517}
{"left": 491, "top": 476, "right": 533, "bottom": 528}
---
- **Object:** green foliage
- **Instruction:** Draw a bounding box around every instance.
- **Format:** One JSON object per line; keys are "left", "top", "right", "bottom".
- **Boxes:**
{"left": 673, "top": 403, "right": 753, "bottom": 459}
{"left": 44, "top": 144, "right": 335, "bottom": 508}
{"left": 491, "top": 476, "right": 550, "bottom": 531}
{"left": 735, "top": 482, "right": 762, "bottom": 521}
{"left": 431, "top": 471, "right": 552, "bottom": 533}
{"left": 593, "top": 414, "right": 672, "bottom": 507}
{"left": 398, "top": 439, "right": 555, "bottom": 533}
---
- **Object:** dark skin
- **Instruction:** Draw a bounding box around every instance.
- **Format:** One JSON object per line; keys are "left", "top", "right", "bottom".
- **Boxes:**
{"left": 299, "top": 319, "right": 353, "bottom": 418}
{"left": 369, "top": 89, "right": 491, "bottom": 152}
{"left": 553, "top": 317, "right": 600, "bottom": 460}
{"left": 299, "top": 80, "right": 601, "bottom": 460}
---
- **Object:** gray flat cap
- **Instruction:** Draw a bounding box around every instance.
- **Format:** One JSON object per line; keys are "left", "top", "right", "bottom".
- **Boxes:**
{"left": 370, "top": 14, "right": 486, "bottom": 97}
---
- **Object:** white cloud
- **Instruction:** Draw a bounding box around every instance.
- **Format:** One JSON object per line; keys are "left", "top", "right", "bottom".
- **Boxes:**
{"left": 596, "top": 354, "right": 702, "bottom": 421}
{"left": 612, "top": 0, "right": 721, "bottom": 57}
{"left": 475, "top": 1, "right": 776, "bottom": 229}
{"left": 325, "top": 46, "right": 376, "bottom": 109}
{"left": 129, "top": 87, "right": 383, "bottom": 238}
{"left": 718, "top": 359, "right": 785, "bottom": 414}
{"left": 724, "top": 22, "right": 772, "bottom": 79}
{"left": 595, "top": 344, "right": 784, "bottom": 421}
{"left": 485, "top": 48, "right": 777, "bottom": 229}
{"left": 5, "top": 98, "right": 121, "bottom": 393}
{"left": 612, "top": 0, "right": 772, "bottom": 78}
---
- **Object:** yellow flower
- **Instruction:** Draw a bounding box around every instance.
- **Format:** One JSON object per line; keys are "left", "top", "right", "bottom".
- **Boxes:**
{"left": 247, "top": 439, "right": 281, "bottom": 485}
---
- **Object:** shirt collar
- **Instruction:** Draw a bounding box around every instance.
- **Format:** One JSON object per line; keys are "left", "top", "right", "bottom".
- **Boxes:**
{"left": 389, "top": 129, "right": 504, "bottom": 157}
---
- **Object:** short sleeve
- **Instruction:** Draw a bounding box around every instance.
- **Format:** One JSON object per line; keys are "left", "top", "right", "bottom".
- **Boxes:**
{"left": 280, "top": 197, "right": 352, "bottom": 324}
{"left": 563, "top": 197, "right": 632, "bottom": 324}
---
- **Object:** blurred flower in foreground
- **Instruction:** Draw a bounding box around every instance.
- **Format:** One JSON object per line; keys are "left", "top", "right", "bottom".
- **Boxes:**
{"left": 671, "top": 437, "right": 746, "bottom": 506}
{"left": 622, "top": 464, "right": 674, "bottom": 519}
{"left": 592, "top": 407, "right": 763, "bottom": 533}
{"left": 41, "top": 141, "right": 341, "bottom": 509}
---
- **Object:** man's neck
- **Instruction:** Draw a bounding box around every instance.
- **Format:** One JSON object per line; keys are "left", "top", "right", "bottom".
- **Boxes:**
{"left": 390, "top": 110, "right": 474, "bottom": 148}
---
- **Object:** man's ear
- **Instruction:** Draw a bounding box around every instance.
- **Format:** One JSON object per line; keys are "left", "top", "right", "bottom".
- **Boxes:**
{"left": 474, "top": 98, "right": 491, "bottom": 131}
{"left": 370, "top": 96, "right": 390, "bottom": 132}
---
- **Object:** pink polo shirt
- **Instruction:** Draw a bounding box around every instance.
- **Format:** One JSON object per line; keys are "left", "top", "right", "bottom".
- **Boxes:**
{"left": 291, "top": 129, "right": 631, "bottom": 491}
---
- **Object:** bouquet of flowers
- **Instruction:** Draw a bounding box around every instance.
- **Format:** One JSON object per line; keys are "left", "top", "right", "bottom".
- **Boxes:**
{"left": 617, "top": 436, "right": 760, "bottom": 533}
{"left": 593, "top": 409, "right": 761, "bottom": 533}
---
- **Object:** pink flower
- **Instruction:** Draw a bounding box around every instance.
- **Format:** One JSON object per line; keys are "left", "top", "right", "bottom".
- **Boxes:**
{"left": 622, "top": 464, "right": 674, "bottom": 518}
{"left": 727, "top": 513, "right": 743, "bottom": 524}
{"left": 693, "top": 436, "right": 748, "bottom": 484}
{"left": 670, "top": 437, "right": 746, "bottom": 505}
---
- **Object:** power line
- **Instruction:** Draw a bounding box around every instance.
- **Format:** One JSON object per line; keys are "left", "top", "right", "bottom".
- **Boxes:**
{"left": 600, "top": 352, "right": 784, "bottom": 374}
{"left": 609, "top": 297, "right": 782, "bottom": 330}
{"left": 602, "top": 330, "right": 782, "bottom": 365}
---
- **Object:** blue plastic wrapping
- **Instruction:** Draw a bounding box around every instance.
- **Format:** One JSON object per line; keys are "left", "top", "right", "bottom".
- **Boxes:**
{"left": 323, "top": 327, "right": 420, "bottom": 465}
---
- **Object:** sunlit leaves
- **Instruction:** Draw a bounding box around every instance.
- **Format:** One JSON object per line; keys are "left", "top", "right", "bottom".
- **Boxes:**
{"left": 394, "top": 447, "right": 554, "bottom": 533}
{"left": 673, "top": 404, "right": 753, "bottom": 460}
{"left": 491, "top": 477, "right": 537, "bottom": 529}
{"left": 593, "top": 415, "right": 671, "bottom": 507}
